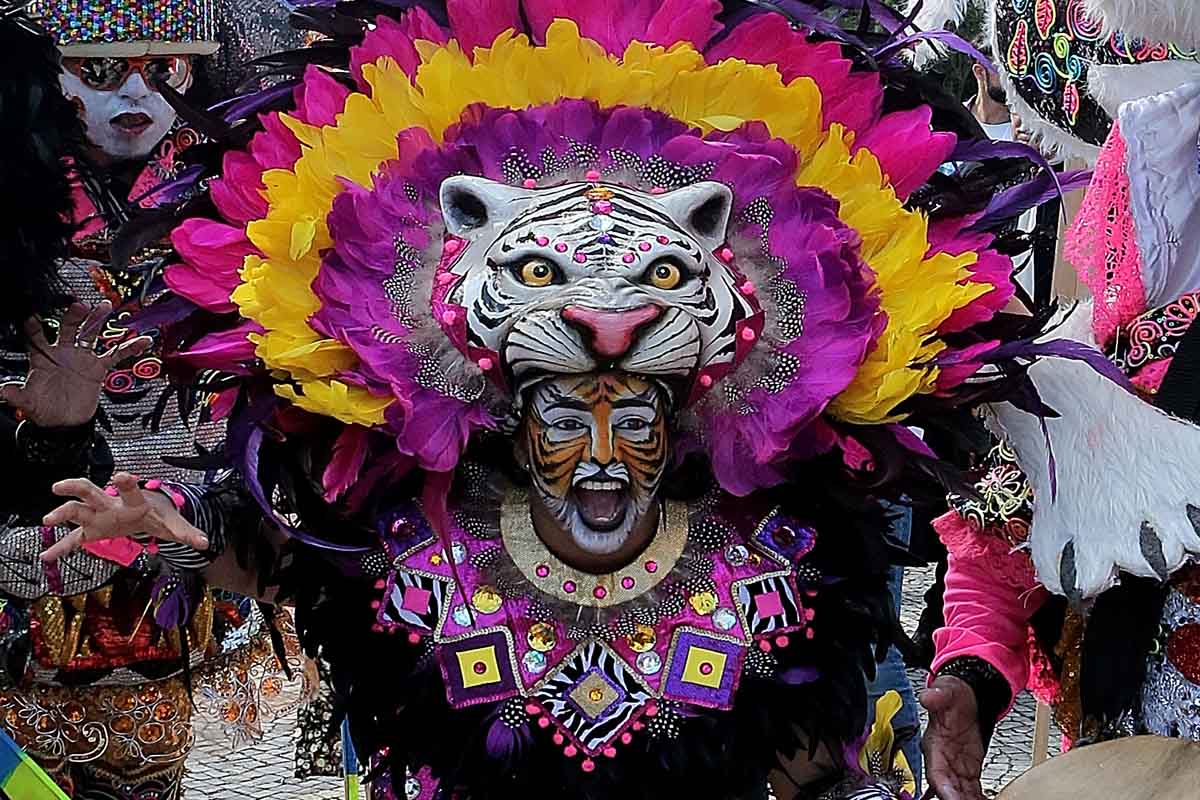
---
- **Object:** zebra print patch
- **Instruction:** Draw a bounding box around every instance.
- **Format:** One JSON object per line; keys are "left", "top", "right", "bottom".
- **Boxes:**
{"left": 532, "top": 639, "right": 653, "bottom": 754}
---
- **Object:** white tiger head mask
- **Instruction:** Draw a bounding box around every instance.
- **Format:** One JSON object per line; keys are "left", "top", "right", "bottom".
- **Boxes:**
{"left": 434, "top": 176, "right": 763, "bottom": 406}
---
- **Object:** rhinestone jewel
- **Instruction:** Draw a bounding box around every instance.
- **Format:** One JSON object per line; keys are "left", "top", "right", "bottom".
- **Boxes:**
{"left": 636, "top": 651, "right": 662, "bottom": 675}
{"left": 626, "top": 624, "right": 657, "bottom": 653}
{"left": 689, "top": 591, "right": 718, "bottom": 615}
{"left": 451, "top": 542, "right": 468, "bottom": 564}
{"left": 712, "top": 608, "right": 738, "bottom": 631}
{"left": 523, "top": 650, "right": 547, "bottom": 675}
{"left": 724, "top": 544, "right": 749, "bottom": 567}
{"left": 405, "top": 777, "right": 421, "bottom": 800}
{"left": 590, "top": 214, "right": 615, "bottom": 231}
{"left": 452, "top": 604, "right": 472, "bottom": 626}
{"left": 527, "top": 623, "right": 557, "bottom": 652}
{"left": 471, "top": 585, "right": 503, "bottom": 615}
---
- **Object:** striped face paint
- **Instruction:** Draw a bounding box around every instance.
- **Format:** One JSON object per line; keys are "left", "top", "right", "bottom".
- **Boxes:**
{"left": 524, "top": 373, "right": 667, "bottom": 558}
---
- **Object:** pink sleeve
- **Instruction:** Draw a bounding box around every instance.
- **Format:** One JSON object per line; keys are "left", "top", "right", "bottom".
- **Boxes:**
{"left": 929, "top": 511, "right": 1049, "bottom": 718}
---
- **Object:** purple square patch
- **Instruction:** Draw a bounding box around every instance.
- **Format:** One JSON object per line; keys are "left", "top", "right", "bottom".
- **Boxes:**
{"left": 663, "top": 629, "right": 743, "bottom": 710}
{"left": 437, "top": 630, "right": 520, "bottom": 708}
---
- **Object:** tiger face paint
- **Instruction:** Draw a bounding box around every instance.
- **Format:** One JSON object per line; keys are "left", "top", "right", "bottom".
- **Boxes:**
{"left": 524, "top": 374, "right": 667, "bottom": 565}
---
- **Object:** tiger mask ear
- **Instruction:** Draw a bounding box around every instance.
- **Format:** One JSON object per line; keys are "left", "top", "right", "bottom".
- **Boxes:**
{"left": 439, "top": 175, "right": 538, "bottom": 239}
{"left": 652, "top": 181, "right": 733, "bottom": 252}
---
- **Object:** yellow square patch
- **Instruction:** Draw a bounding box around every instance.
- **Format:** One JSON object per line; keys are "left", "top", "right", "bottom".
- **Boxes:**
{"left": 681, "top": 646, "right": 728, "bottom": 689}
{"left": 457, "top": 645, "right": 502, "bottom": 689}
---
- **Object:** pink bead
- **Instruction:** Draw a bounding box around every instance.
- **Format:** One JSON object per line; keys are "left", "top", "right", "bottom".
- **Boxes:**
{"left": 522, "top": 178, "right": 537, "bottom": 188}
{"left": 441, "top": 309, "right": 458, "bottom": 325}
{"left": 806, "top": 628, "right": 815, "bottom": 639}
{"left": 645, "top": 703, "right": 658, "bottom": 718}
{"left": 443, "top": 239, "right": 462, "bottom": 256}
{"left": 574, "top": 252, "right": 587, "bottom": 264}
{"left": 536, "top": 564, "right": 550, "bottom": 578}
{"left": 564, "top": 745, "right": 578, "bottom": 758}
{"left": 370, "top": 600, "right": 381, "bottom": 610}
{"left": 740, "top": 328, "right": 757, "bottom": 342}
{"left": 563, "top": 581, "right": 576, "bottom": 593}
{"left": 581, "top": 759, "right": 596, "bottom": 773}
{"left": 526, "top": 703, "right": 541, "bottom": 715}
{"left": 638, "top": 241, "right": 652, "bottom": 252}
{"left": 644, "top": 561, "right": 658, "bottom": 574}
{"left": 759, "top": 639, "right": 772, "bottom": 652}
{"left": 374, "top": 580, "right": 386, "bottom": 590}
{"left": 620, "top": 732, "right": 633, "bottom": 745}
{"left": 632, "top": 722, "right": 644, "bottom": 732}
{"left": 699, "top": 662, "right": 713, "bottom": 676}
{"left": 407, "top": 632, "right": 421, "bottom": 644}
{"left": 717, "top": 246, "right": 735, "bottom": 263}
{"left": 585, "top": 169, "right": 602, "bottom": 181}
{"left": 552, "top": 733, "right": 565, "bottom": 746}
{"left": 699, "top": 374, "right": 714, "bottom": 388}
{"left": 805, "top": 608, "right": 816, "bottom": 621}
{"left": 603, "top": 746, "right": 617, "bottom": 758}
{"left": 555, "top": 242, "right": 568, "bottom": 253}
{"left": 536, "top": 235, "right": 550, "bottom": 247}
{"left": 650, "top": 186, "right": 665, "bottom": 195}
{"left": 436, "top": 272, "right": 456, "bottom": 285}
{"left": 657, "top": 235, "right": 669, "bottom": 245}
{"left": 537, "top": 716, "right": 551, "bottom": 729}
{"left": 739, "top": 281, "right": 755, "bottom": 296}
{"left": 775, "top": 635, "right": 790, "bottom": 648}
{"left": 622, "top": 253, "right": 635, "bottom": 264}
{"left": 593, "top": 586, "right": 607, "bottom": 600}
{"left": 621, "top": 577, "right": 635, "bottom": 590}
{"left": 477, "top": 357, "right": 494, "bottom": 371}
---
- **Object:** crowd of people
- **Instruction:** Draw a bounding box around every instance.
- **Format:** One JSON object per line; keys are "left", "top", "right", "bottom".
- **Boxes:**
{"left": 0, "top": 1, "right": 1197, "bottom": 799}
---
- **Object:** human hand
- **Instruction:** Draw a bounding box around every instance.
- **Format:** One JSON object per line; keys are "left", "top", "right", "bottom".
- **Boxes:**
{"left": 41, "top": 472, "right": 209, "bottom": 562}
{"left": 0, "top": 301, "right": 151, "bottom": 428}
{"left": 1011, "top": 113, "right": 1034, "bottom": 146}
{"left": 921, "top": 675, "right": 987, "bottom": 800}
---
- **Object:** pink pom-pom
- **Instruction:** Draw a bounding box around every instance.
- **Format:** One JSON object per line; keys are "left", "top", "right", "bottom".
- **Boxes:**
{"left": 522, "top": 178, "right": 537, "bottom": 188}
{"left": 585, "top": 169, "right": 602, "bottom": 181}
{"left": 620, "top": 732, "right": 633, "bottom": 745}
{"left": 775, "top": 635, "right": 790, "bottom": 648}
{"left": 537, "top": 716, "right": 551, "bottom": 729}
{"left": 603, "top": 746, "right": 617, "bottom": 758}
{"left": 525, "top": 703, "right": 541, "bottom": 716}
{"left": 407, "top": 632, "right": 421, "bottom": 645}
{"left": 581, "top": 759, "right": 596, "bottom": 772}
{"left": 564, "top": 744, "right": 578, "bottom": 758}
{"left": 552, "top": 733, "right": 565, "bottom": 746}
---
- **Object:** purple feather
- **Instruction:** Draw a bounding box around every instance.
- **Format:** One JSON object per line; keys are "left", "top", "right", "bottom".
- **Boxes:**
{"left": 779, "top": 666, "right": 820, "bottom": 685}
{"left": 484, "top": 711, "right": 530, "bottom": 761}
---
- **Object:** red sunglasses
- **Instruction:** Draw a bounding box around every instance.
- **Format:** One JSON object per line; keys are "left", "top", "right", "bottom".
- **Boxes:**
{"left": 62, "top": 56, "right": 192, "bottom": 93}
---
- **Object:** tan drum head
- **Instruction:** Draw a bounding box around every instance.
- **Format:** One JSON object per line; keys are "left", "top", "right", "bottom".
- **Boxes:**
{"left": 998, "top": 736, "right": 1200, "bottom": 800}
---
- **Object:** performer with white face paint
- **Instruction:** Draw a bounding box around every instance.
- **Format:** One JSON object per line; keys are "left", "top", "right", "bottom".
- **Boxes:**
{"left": 27, "top": 0, "right": 218, "bottom": 244}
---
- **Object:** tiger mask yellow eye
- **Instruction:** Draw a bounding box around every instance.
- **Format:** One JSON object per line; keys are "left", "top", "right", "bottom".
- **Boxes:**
{"left": 517, "top": 259, "right": 556, "bottom": 287}
{"left": 647, "top": 261, "right": 682, "bottom": 290}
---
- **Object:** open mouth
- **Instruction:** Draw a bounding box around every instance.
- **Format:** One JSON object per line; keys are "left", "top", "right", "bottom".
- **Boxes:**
{"left": 110, "top": 112, "right": 153, "bottom": 136}
{"left": 572, "top": 478, "right": 628, "bottom": 531}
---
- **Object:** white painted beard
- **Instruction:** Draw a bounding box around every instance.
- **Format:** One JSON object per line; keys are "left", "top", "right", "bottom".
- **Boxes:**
{"left": 549, "top": 496, "right": 644, "bottom": 556}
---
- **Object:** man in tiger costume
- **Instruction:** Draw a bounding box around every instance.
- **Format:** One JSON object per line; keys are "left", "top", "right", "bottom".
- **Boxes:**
{"left": 36, "top": 1, "right": 1108, "bottom": 798}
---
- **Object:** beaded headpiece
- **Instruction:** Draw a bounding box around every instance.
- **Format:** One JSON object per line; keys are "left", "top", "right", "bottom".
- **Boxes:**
{"left": 27, "top": 0, "right": 219, "bottom": 56}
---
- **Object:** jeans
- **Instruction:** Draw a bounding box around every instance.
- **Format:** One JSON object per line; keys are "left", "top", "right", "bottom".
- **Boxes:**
{"left": 866, "top": 505, "right": 923, "bottom": 791}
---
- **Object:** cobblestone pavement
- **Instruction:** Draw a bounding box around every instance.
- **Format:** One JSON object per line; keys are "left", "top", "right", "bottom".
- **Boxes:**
{"left": 184, "top": 564, "right": 1055, "bottom": 799}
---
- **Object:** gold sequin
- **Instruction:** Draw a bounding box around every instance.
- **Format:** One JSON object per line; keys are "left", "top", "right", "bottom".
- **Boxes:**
{"left": 626, "top": 624, "right": 657, "bottom": 653}
{"left": 527, "top": 623, "right": 557, "bottom": 652}
{"left": 689, "top": 591, "right": 719, "bottom": 615}
{"left": 471, "top": 586, "right": 503, "bottom": 615}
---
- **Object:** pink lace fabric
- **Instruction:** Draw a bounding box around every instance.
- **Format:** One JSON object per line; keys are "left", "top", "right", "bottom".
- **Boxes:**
{"left": 1064, "top": 121, "right": 1149, "bottom": 347}
{"left": 934, "top": 512, "right": 1037, "bottom": 594}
